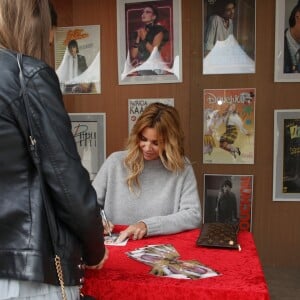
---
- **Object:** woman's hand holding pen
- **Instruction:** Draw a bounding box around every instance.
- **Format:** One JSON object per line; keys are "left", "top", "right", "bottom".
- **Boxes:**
{"left": 100, "top": 208, "right": 114, "bottom": 237}
{"left": 116, "top": 222, "right": 147, "bottom": 243}
{"left": 103, "top": 220, "right": 114, "bottom": 236}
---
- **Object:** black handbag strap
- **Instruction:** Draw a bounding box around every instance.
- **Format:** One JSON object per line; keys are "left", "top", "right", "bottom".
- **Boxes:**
{"left": 17, "top": 54, "right": 37, "bottom": 152}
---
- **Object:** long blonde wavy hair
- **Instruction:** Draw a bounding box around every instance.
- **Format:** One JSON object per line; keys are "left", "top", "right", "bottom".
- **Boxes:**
{"left": 0, "top": 0, "right": 52, "bottom": 63}
{"left": 124, "top": 102, "right": 186, "bottom": 192}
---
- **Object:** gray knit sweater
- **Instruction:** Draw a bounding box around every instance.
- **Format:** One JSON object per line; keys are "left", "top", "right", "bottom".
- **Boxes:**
{"left": 92, "top": 151, "right": 202, "bottom": 236}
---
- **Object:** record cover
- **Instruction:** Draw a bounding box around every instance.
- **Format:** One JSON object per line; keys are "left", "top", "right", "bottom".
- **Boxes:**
{"left": 54, "top": 25, "right": 101, "bottom": 94}
{"left": 128, "top": 98, "right": 174, "bottom": 133}
{"left": 204, "top": 174, "right": 253, "bottom": 232}
{"left": 283, "top": 118, "right": 300, "bottom": 193}
{"left": 126, "top": 244, "right": 219, "bottom": 280}
{"left": 203, "top": 88, "right": 255, "bottom": 164}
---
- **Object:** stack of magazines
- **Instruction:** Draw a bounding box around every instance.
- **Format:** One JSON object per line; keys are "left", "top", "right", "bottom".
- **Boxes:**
{"left": 126, "top": 244, "right": 219, "bottom": 280}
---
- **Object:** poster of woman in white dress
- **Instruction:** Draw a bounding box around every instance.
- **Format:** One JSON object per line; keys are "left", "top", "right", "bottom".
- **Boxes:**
{"left": 203, "top": 0, "right": 255, "bottom": 74}
{"left": 54, "top": 25, "right": 101, "bottom": 94}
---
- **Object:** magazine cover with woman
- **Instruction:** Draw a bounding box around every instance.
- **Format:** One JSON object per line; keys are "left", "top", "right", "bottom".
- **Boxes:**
{"left": 203, "top": 88, "right": 255, "bottom": 164}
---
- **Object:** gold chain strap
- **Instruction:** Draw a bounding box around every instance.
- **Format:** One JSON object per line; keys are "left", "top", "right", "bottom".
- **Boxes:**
{"left": 55, "top": 255, "right": 67, "bottom": 300}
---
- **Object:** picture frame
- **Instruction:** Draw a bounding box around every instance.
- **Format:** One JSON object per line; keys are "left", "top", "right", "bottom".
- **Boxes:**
{"left": 203, "top": 88, "right": 255, "bottom": 164}
{"left": 274, "top": 0, "right": 300, "bottom": 82}
{"left": 202, "top": 0, "right": 256, "bottom": 75}
{"left": 69, "top": 113, "right": 106, "bottom": 181}
{"left": 117, "top": 0, "right": 182, "bottom": 85}
{"left": 128, "top": 98, "right": 174, "bottom": 133}
{"left": 54, "top": 25, "right": 101, "bottom": 94}
{"left": 273, "top": 110, "right": 300, "bottom": 201}
{"left": 204, "top": 174, "right": 254, "bottom": 232}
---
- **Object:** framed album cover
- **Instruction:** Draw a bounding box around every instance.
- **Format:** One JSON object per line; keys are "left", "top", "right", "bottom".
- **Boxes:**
{"left": 273, "top": 110, "right": 300, "bottom": 201}
{"left": 54, "top": 25, "right": 101, "bottom": 94}
{"left": 202, "top": 0, "right": 256, "bottom": 74}
{"left": 274, "top": 0, "right": 300, "bottom": 82}
{"left": 69, "top": 113, "right": 106, "bottom": 181}
{"left": 117, "top": 0, "right": 182, "bottom": 84}
{"left": 128, "top": 98, "right": 174, "bottom": 133}
{"left": 203, "top": 88, "right": 255, "bottom": 164}
{"left": 204, "top": 174, "right": 254, "bottom": 232}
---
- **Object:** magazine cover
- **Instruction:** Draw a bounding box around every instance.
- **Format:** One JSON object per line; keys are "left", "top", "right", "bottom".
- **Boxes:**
{"left": 204, "top": 174, "right": 253, "bottom": 232}
{"left": 126, "top": 244, "right": 180, "bottom": 266}
{"left": 283, "top": 118, "right": 300, "bottom": 193}
{"left": 273, "top": 110, "right": 300, "bottom": 201}
{"left": 69, "top": 113, "right": 106, "bottom": 181}
{"left": 203, "top": 88, "right": 255, "bottom": 164}
{"left": 128, "top": 98, "right": 174, "bottom": 133}
{"left": 117, "top": 0, "right": 182, "bottom": 84}
{"left": 54, "top": 25, "right": 101, "bottom": 94}
{"left": 202, "top": 0, "right": 255, "bottom": 74}
{"left": 126, "top": 244, "right": 219, "bottom": 279}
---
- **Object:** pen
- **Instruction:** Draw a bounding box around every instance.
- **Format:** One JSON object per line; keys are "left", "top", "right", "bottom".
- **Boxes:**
{"left": 100, "top": 208, "right": 112, "bottom": 237}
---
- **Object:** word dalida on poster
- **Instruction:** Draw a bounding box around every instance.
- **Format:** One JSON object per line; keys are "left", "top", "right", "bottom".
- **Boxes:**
{"left": 203, "top": 88, "right": 255, "bottom": 164}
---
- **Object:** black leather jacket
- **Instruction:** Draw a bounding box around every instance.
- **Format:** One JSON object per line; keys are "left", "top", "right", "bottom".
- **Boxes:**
{"left": 0, "top": 49, "right": 105, "bottom": 286}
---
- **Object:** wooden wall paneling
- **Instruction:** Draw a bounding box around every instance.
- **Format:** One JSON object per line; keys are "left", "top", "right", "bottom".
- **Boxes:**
{"left": 253, "top": 0, "right": 300, "bottom": 267}
{"left": 189, "top": 0, "right": 203, "bottom": 212}
{"left": 251, "top": 0, "right": 275, "bottom": 266}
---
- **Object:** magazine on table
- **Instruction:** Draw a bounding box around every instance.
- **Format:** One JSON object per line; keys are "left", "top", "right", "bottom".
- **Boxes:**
{"left": 126, "top": 244, "right": 219, "bottom": 280}
{"left": 104, "top": 233, "right": 128, "bottom": 246}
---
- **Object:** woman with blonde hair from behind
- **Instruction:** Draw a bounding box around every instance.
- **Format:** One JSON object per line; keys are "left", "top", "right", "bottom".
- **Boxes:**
{"left": 0, "top": 1, "right": 107, "bottom": 299}
{"left": 93, "top": 102, "right": 202, "bottom": 243}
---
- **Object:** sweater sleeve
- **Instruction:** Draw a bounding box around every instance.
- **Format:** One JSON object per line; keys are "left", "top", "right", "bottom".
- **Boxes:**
{"left": 92, "top": 153, "right": 111, "bottom": 208}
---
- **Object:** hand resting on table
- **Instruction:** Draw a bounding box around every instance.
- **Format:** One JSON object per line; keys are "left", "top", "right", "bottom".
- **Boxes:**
{"left": 116, "top": 222, "right": 148, "bottom": 243}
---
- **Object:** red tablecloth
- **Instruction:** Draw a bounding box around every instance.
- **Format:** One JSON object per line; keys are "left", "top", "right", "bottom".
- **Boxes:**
{"left": 82, "top": 226, "right": 270, "bottom": 300}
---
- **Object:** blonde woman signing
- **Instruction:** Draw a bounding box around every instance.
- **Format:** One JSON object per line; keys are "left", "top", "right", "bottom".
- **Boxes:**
{"left": 93, "top": 103, "right": 202, "bottom": 243}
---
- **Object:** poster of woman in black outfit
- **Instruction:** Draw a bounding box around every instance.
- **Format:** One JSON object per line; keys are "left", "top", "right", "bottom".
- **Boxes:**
{"left": 126, "top": 1, "right": 171, "bottom": 75}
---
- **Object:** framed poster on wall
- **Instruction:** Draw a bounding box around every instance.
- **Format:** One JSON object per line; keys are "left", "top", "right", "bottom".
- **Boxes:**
{"left": 204, "top": 174, "right": 253, "bottom": 232}
{"left": 69, "top": 113, "right": 106, "bottom": 181}
{"left": 128, "top": 98, "right": 174, "bottom": 133}
{"left": 203, "top": 88, "right": 255, "bottom": 164}
{"left": 54, "top": 25, "right": 101, "bottom": 94}
{"left": 274, "top": 0, "right": 300, "bottom": 82}
{"left": 202, "top": 0, "right": 256, "bottom": 74}
{"left": 117, "top": 0, "right": 182, "bottom": 84}
{"left": 273, "top": 110, "right": 300, "bottom": 201}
